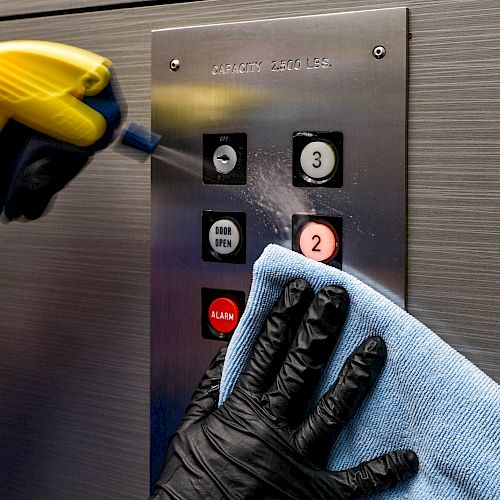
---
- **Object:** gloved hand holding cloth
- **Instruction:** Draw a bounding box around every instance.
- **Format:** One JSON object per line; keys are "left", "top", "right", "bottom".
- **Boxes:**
{"left": 151, "top": 280, "right": 418, "bottom": 499}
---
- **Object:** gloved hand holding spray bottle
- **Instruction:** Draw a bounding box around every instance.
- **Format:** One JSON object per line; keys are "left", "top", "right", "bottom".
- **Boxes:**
{"left": 0, "top": 40, "right": 159, "bottom": 221}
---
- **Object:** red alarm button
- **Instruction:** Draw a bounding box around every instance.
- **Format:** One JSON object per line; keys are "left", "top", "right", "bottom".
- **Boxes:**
{"left": 208, "top": 297, "right": 240, "bottom": 334}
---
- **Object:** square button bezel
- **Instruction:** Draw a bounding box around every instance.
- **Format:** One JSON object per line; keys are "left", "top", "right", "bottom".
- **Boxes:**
{"left": 201, "top": 287, "right": 246, "bottom": 341}
{"left": 292, "top": 131, "right": 343, "bottom": 188}
{"left": 203, "top": 133, "right": 247, "bottom": 185}
{"left": 292, "top": 214, "right": 343, "bottom": 269}
{"left": 202, "top": 210, "right": 246, "bottom": 264}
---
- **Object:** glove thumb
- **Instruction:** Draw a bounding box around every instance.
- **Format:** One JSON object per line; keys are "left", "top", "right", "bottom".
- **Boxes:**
{"left": 177, "top": 347, "right": 227, "bottom": 432}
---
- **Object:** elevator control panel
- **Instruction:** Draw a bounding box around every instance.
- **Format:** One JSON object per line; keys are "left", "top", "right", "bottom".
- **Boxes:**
{"left": 151, "top": 7, "right": 408, "bottom": 486}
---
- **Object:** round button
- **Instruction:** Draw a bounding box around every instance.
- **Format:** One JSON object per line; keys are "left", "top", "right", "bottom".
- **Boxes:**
{"left": 213, "top": 145, "right": 238, "bottom": 174}
{"left": 298, "top": 221, "right": 338, "bottom": 263}
{"left": 208, "top": 297, "right": 240, "bottom": 334}
{"left": 300, "top": 141, "right": 337, "bottom": 180}
{"left": 208, "top": 218, "right": 241, "bottom": 255}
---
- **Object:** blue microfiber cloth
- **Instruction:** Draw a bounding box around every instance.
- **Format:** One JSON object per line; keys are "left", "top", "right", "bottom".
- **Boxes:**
{"left": 219, "top": 244, "right": 500, "bottom": 499}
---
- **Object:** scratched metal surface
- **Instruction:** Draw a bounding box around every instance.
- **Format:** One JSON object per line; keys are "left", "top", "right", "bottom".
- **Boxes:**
{"left": 0, "top": 1, "right": 498, "bottom": 499}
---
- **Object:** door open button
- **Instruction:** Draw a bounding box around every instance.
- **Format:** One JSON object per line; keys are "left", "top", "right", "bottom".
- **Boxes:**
{"left": 202, "top": 211, "right": 246, "bottom": 264}
{"left": 208, "top": 218, "right": 240, "bottom": 255}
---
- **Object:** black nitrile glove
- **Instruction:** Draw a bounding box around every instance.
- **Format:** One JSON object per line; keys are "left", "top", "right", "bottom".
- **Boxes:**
{"left": 0, "top": 120, "right": 92, "bottom": 220}
{"left": 151, "top": 279, "right": 418, "bottom": 499}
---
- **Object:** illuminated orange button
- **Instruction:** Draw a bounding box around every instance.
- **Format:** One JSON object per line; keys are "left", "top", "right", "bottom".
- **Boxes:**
{"left": 299, "top": 221, "right": 338, "bottom": 263}
{"left": 208, "top": 297, "right": 240, "bottom": 334}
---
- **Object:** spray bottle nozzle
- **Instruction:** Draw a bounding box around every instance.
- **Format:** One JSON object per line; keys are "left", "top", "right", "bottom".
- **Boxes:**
{"left": 120, "top": 121, "right": 161, "bottom": 155}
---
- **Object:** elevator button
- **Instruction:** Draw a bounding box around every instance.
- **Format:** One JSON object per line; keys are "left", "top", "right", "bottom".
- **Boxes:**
{"left": 300, "top": 141, "right": 336, "bottom": 180}
{"left": 208, "top": 297, "right": 240, "bottom": 334}
{"left": 208, "top": 218, "right": 241, "bottom": 255}
{"left": 202, "top": 288, "right": 245, "bottom": 341}
{"left": 299, "top": 221, "right": 338, "bottom": 263}
{"left": 292, "top": 132, "right": 343, "bottom": 187}
{"left": 213, "top": 145, "right": 238, "bottom": 174}
{"left": 203, "top": 211, "right": 246, "bottom": 264}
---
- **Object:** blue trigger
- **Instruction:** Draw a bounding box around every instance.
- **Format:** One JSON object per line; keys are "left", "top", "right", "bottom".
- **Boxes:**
{"left": 82, "top": 70, "right": 125, "bottom": 152}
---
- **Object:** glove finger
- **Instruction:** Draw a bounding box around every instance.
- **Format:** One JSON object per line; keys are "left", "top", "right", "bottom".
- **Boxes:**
{"left": 177, "top": 347, "right": 227, "bottom": 432}
{"left": 264, "top": 285, "right": 349, "bottom": 421}
{"left": 295, "top": 336, "right": 386, "bottom": 463}
{"left": 236, "top": 278, "right": 314, "bottom": 395}
{"left": 326, "top": 450, "right": 419, "bottom": 498}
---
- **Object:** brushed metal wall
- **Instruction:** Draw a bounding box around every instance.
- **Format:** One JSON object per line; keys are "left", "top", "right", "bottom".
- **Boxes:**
{"left": 0, "top": 1, "right": 498, "bottom": 499}
{"left": 0, "top": 0, "right": 155, "bottom": 18}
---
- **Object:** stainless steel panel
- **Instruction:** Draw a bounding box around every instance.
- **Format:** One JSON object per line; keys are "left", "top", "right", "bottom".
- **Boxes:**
{"left": 151, "top": 7, "right": 407, "bottom": 485}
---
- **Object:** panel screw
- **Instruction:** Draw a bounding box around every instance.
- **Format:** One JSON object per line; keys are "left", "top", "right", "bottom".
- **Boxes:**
{"left": 372, "top": 46, "right": 386, "bottom": 59}
{"left": 169, "top": 59, "right": 180, "bottom": 71}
